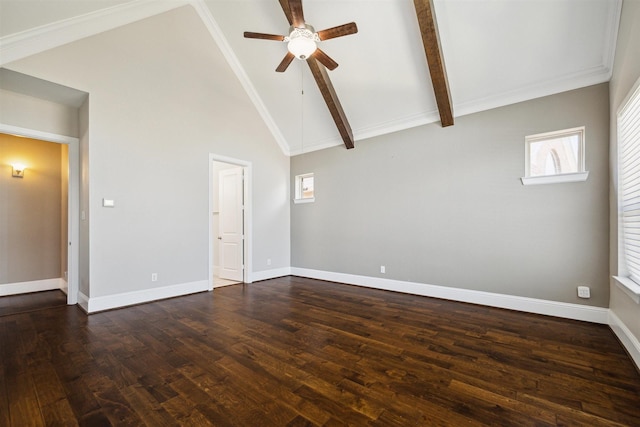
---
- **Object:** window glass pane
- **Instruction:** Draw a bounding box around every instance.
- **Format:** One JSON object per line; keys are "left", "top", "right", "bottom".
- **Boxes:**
{"left": 301, "top": 176, "right": 314, "bottom": 198}
{"left": 295, "top": 173, "right": 314, "bottom": 201}
{"left": 528, "top": 131, "right": 581, "bottom": 177}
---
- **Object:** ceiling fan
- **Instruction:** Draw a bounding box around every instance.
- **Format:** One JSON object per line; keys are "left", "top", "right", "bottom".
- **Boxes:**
{"left": 244, "top": 0, "right": 358, "bottom": 149}
{"left": 243, "top": 0, "right": 453, "bottom": 150}
{"left": 244, "top": 1, "right": 357, "bottom": 73}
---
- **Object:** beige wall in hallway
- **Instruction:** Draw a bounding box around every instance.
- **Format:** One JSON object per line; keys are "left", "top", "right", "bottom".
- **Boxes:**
{"left": 0, "top": 133, "right": 65, "bottom": 284}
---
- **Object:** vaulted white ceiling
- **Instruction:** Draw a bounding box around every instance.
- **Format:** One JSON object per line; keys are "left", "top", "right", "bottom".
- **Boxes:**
{"left": 0, "top": 0, "right": 622, "bottom": 155}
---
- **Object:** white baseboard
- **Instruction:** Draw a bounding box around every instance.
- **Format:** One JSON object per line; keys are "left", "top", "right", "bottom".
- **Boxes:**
{"left": 0, "top": 278, "right": 65, "bottom": 296}
{"left": 290, "top": 268, "right": 610, "bottom": 324}
{"left": 249, "top": 267, "right": 292, "bottom": 283}
{"left": 609, "top": 311, "right": 640, "bottom": 370}
{"left": 82, "top": 280, "right": 209, "bottom": 313}
{"left": 60, "top": 279, "right": 69, "bottom": 295}
{"left": 78, "top": 291, "right": 90, "bottom": 313}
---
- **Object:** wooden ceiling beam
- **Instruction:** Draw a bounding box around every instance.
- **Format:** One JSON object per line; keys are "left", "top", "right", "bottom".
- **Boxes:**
{"left": 413, "top": 0, "right": 454, "bottom": 127}
{"left": 307, "top": 58, "right": 355, "bottom": 149}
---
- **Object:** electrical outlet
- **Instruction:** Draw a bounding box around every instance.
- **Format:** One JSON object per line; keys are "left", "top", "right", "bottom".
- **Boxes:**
{"left": 267, "top": 258, "right": 272, "bottom": 266}
{"left": 380, "top": 265, "right": 386, "bottom": 274}
{"left": 151, "top": 273, "right": 158, "bottom": 282}
{"left": 577, "top": 286, "right": 590, "bottom": 299}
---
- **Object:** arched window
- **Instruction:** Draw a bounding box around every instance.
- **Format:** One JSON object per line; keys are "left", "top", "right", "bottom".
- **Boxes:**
{"left": 545, "top": 149, "right": 561, "bottom": 175}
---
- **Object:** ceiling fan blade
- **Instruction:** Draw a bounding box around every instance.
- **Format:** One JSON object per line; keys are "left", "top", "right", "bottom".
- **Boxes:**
{"left": 243, "top": 32, "right": 285, "bottom": 41}
{"left": 317, "top": 22, "right": 358, "bottom": 41}
{"left": 413, "top": 0, "right": 454, "bottom": 127}
{"left": 288, "top": 0, "right": 305, "bottom": 27}
{"left": 278, "top": 0, "right": 293, "bottom": 25}
{"left": 312, "top": 49, "right": 338, "bottom": 71}
{"left": 306, "top": 58, "right": 354, "bottom": 149}
{"left": 276, "top": 52, "right": 295, "bottom": 72}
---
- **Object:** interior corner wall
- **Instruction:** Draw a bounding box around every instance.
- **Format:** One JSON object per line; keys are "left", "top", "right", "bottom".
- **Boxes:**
{"left": 5, "top": 5, "right": 290, "bottom": 303}
{"left": 292, "top": 83, "right": 610, "bottom": 308}
{"left": 0, "top": 134, "right": 62, "bottom": 284}
{"left": 609, "top": 0, "right": 640, "bottom": 350}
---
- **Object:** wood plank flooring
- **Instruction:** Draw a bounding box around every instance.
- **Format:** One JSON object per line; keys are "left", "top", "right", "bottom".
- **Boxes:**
{"left": 1, "top": 276, "right": 639, "bottom": 426}
{"left": 0, "top": 290, "right": 67, "bottom": 317}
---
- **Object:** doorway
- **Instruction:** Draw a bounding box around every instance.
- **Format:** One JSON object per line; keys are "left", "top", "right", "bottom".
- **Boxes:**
{"left": 0, "top": 126, "right": 79, "bottom": 304}
{"left": 209, "top": 155, "right": 251, "bottom": 289}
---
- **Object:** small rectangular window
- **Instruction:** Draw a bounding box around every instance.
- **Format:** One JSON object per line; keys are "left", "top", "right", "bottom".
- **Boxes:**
{"left": 294, "top": 173, "right": 314, "bottom": 203}
{"left": 521, "top": 126, "right": 589, "bottom": 185}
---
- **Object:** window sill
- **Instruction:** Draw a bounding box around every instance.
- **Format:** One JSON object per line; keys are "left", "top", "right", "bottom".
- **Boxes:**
{"left": 294, "top": 197, "right": 315, "bottom": 204}
{"left": 521, "top": 171, "right": 589, "bottom": 186}
{"left": 613, "top": 276, "right": 640, "bottom": 304}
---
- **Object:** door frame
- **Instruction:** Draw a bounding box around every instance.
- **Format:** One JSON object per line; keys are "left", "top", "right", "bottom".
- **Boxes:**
{"left": 0, "top": 123, "right": 80, "bottom": 305}
{"left": 209, "top": 153, "right": 252, "bottom": 290}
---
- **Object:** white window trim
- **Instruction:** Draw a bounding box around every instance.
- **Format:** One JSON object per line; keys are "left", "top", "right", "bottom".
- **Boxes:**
{"left": 294, "top": 197, "right": 315, "bottom": 204}
{"left": 521, "top": 126, "right": 587, "bottom": 185}
{"left": 612, "top": 276, "right": 640, "bottom": 304}
{"left": 521, "top": 171, "right": 589, "bottom": 186}
{"left": 294, "top": 173, "right": 315, "bottom": 204}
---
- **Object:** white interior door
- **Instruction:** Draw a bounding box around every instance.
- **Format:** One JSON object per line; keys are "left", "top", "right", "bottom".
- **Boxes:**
{"left": 218, "top": 167, "right": 244, "bottom": 281}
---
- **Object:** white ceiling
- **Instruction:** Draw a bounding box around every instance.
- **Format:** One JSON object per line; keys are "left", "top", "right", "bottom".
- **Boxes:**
{"left": 0, "top": 0, "right": 622, "bottom": 155}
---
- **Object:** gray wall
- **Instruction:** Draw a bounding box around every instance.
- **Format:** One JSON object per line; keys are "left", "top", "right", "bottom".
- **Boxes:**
{"left": 7, "top": 5, "right": 290, "bottom": 299}
{"left": 0, "top": 134, "right": 63, "bottom": 284}
{"left": 292, "top": 83, "right": 610, "bottom": 307}
{"left": 609, "top": 0, "right": 640, "bottom": 347}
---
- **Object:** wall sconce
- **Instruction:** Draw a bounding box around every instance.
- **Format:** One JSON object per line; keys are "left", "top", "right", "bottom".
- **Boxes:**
{"left": 12, "top": 164, "right": 25, "bottom": 178}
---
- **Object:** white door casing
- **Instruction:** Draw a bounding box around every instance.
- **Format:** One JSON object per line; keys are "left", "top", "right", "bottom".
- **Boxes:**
{"left": 218, "top": 167, "right": 244, "bottom": 282}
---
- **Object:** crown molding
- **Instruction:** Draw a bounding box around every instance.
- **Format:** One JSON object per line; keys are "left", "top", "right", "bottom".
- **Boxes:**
{"left": 190, "top": 0, "right": 291, "bottom": 156}
{"left": 602, "top": 0, "right": 623, "bottom": 81}
{"left": 0, "top": 0, "right": 189, "bottom": 67}
{"left": 0, "top": 0, "right": 292, "bottom": 156}
{"left": 455, "top": 63, "right": 612, "bottom": 119}
{"left": 289, "top": 108, "right": 444, "bottom": 156}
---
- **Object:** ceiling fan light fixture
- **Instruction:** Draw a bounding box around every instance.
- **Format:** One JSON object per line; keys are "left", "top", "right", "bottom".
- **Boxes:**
{"left": 286, "top": 26, "right": 318, "bottom": 60}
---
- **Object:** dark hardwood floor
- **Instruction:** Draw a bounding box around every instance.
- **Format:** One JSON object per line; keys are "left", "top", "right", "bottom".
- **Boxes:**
{"left": 1, "top": 276, "right": 639, "bottom": 426}
{"left": 0, "top": 290, "right": 67, "bottom": 317}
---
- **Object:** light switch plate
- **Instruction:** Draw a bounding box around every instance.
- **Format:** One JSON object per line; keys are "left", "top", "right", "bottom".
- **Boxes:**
{"left": 102, "top": 198, "right": 115, "bottom": 207}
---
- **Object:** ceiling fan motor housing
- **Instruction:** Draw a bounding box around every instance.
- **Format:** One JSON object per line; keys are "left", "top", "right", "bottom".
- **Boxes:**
{"left": 286, "top": 24, "right": 319, "bottom": 60}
